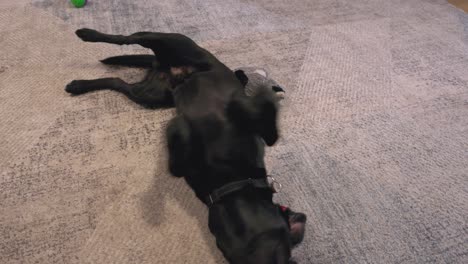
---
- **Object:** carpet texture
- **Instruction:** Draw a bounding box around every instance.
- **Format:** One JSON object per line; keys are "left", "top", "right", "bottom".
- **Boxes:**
{"left": 1, "top": 0, "right": 467, "bottom": 263}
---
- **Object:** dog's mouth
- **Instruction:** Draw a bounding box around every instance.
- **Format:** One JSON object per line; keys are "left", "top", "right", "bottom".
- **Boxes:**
{"left": 279, "top": 206, "right": 307, "bottom": 246}
{"left": 208, "top": 201, "right": 306, "bottom": 264}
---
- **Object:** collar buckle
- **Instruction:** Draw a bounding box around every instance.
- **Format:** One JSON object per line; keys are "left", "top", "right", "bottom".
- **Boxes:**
{"left": 267, "top": 176, "right": 282, "bottom": 193}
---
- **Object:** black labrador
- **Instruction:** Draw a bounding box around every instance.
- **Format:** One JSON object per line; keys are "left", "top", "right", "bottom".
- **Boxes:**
{"left": 66, "top": 28, "right": 306, "bottom": 264}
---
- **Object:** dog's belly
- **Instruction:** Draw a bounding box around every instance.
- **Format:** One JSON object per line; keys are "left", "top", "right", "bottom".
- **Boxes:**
{"left": 170, "top": 66, "right": 195, "bottom": 77}
{"left": 164, "top": 66, "right": 196, "bottom": 89}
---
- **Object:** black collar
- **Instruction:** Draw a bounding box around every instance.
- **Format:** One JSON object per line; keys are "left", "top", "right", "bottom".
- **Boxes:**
{"left": 204, "top": 176, "right": 282, "bottom": 207}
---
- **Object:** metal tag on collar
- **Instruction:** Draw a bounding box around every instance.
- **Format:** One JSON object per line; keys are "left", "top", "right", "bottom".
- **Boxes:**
{"left": 267, "top": 176, "right": 282, "bottom": 193}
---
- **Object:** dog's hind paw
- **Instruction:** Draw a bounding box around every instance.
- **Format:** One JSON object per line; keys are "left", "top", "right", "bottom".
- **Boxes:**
{"left": 75, "top": 28, "right": 100, "bottom": 42}
{"left": 65, "top": 80, "right": 87, "bottom": 95}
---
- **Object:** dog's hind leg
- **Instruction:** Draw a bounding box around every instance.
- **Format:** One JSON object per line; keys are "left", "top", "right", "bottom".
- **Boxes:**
{"left": 75, "top": 28, "right": 194, "bottom": 49}
{"left": 65, "top": 78, "right": 129, "bottom": 95}
{"left": 100, "top": 55, "right": 156, "bottom": 68}
{"left": 74, "top": 28, "right": 147, "bottom": 45}
{"left": 75, "top": 28, "right": 208, "bottom": 67}
{"left": 65, "top": 74, "right": 173, "bottom": 107}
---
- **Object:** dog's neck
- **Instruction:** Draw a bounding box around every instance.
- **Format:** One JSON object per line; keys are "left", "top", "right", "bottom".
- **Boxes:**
{"left": 184, "top": 166, "right": 268, "bottom": 203}
{"left": 204, "top": 177, "right": 273, "bottom": 206}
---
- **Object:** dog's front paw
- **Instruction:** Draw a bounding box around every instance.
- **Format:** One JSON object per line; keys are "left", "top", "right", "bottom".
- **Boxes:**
{"left": 65, "top": 80, "right": 87, "bottom": 95}
{"left": 272, "top": 86, "right": 285, "bottom": 100}
{"left": 75, "top": 28, "right": 100, "bottom": 42}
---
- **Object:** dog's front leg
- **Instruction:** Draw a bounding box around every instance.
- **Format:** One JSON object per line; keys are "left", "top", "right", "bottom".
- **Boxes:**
{"left": 166, "top": 116, "right": 192, "bottom": 177}
{"left": 227, "top": 87, "right": 279, "bottom": 146}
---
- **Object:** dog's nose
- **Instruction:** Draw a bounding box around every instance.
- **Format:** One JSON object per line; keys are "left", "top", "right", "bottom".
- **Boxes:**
{"left": 291, "top": 212, "right": 307, "bottom": 223}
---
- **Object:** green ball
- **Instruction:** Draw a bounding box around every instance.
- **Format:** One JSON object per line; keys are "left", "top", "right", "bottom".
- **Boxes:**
{"left": 70, "top": 0, "right": 87, "bottom": 8}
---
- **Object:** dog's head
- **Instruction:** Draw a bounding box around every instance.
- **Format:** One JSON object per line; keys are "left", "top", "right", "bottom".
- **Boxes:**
{"left": 208, "top": 192, "right": 307, "bottom": 264}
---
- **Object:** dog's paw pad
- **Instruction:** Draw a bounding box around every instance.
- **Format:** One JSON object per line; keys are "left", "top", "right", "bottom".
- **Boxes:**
{"left": 65, "top": 80, "right": 86, "bottom": 94}
{"left": 75, "top": 28, "right": 99, "bottom": 42}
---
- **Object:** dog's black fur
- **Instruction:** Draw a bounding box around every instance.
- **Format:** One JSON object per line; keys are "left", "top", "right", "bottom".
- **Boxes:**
{"left": 66, "top": 28, "right": 306, "bottom": 264}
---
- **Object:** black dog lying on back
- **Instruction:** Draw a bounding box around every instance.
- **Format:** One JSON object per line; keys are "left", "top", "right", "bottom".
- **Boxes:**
{"left": 66, "top": 28, "right": 306, "bottom": 264}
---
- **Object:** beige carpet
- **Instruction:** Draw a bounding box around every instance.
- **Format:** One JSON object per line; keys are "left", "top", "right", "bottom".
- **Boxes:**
{"left": 1, "top": 0, "right": 467, "bottom": 263}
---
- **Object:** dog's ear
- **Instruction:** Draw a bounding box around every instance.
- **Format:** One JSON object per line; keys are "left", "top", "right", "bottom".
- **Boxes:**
{"left": 234, "top": 69, "right": 249, "bottom": 87}
{"left": 166, "top": 116, "right": 191, "bottom": 177}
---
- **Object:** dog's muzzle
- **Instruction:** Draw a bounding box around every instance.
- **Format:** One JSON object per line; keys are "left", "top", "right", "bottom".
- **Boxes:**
{"left": 204, "top": 176, "right": 282, "bottom": 207}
